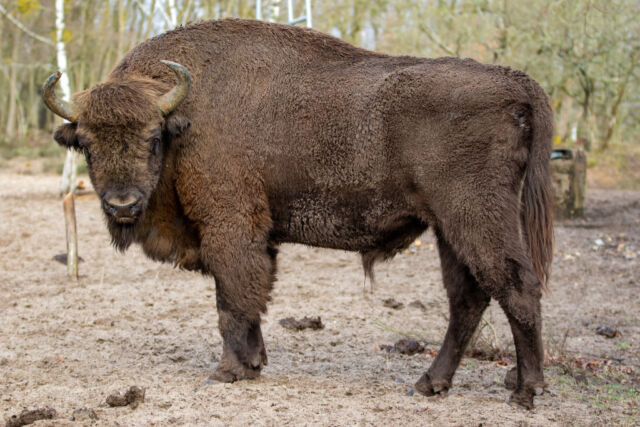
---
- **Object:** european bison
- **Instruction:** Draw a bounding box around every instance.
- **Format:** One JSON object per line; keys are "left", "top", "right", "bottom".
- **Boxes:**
{"left": 43, "top": 18, "right": 553, "bottom": 408}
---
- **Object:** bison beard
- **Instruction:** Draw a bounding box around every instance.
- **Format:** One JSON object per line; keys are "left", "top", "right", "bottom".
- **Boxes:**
{"left": 42, "top": 19, "right": 553, "bottom": 409}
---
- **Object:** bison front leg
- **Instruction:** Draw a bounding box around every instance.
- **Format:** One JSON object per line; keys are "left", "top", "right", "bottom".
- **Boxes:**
{"left": 201, "top": 230, "right": 277, "bottom": 383}
{"left": 212, "top": 310, "right": 269, "bottom": 382}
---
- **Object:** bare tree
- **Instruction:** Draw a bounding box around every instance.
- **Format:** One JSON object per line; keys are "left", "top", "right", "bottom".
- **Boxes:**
{"left": 56, "top": 0, "right": 77, "bottom": 195}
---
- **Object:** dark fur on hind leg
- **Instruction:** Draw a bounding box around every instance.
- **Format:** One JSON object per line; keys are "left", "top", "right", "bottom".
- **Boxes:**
{"left": 501, "top": 290, "right": 546, "bottom": 409}
{"left": 415, "top": 232, "right": 490, "bottom": 398}
{"left": 505, "top": 367, "right": 517, "bottom": 390}
{"left": 504, "top": 365, "right": 546, "bottom": 409}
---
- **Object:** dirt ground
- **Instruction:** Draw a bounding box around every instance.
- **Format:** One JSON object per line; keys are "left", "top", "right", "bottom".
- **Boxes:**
{"left": 0, "top": 171, "right": 638, "bottom": 426}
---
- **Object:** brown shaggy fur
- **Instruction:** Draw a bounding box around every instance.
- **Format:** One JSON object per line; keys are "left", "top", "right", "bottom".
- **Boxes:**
{"left": 50, "top": 18, "right": 553, "bottom": 409}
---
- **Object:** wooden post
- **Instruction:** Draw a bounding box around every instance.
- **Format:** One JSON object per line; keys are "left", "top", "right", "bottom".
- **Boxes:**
{"left": 551, "top": 148, "right": 587, "bottom": 220}
{"left": 63, "top": 192, "right": 79, "bottom": 279}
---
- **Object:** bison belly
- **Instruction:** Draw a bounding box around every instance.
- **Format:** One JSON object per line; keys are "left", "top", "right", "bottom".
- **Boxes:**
{"left": 269, "top": 188, "right": 426, "bottom": 253}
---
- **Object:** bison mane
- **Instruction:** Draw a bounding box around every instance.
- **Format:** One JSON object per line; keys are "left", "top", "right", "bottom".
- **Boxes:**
{"left": 74, "top": 78, "right": 169, "bottom": 128}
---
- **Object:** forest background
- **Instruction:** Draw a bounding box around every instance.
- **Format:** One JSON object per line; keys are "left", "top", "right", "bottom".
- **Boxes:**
{"left": 1, "top": 0, "right": 638, "bottom": 188}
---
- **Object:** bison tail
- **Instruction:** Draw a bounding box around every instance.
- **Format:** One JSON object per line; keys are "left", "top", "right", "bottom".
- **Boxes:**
{"left": 521, "top": 80, "right": 554, "bottom": 291}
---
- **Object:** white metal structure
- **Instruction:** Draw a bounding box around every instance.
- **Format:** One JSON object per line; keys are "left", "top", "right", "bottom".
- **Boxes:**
{"left": 257, "top": 0, "right": 312, "bottom": 28}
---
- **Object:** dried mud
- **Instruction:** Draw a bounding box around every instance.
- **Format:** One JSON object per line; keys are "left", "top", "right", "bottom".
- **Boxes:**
{"left": 1, "top": 172, "right": 638, "bottom": 425}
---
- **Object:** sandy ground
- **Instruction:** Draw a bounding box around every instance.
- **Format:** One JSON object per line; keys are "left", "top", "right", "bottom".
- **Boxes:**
{"left": 0, "top": 172, "right": 638, "bottom": 426}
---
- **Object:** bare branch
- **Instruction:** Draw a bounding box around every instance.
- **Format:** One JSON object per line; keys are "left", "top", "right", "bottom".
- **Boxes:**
{"left": 0, "top": 4, "right": 54, "bottom": 47}
{"left": 417, "top": 23, "right": 456, "bottom": 57}
{"left": 132, "top": 0, "right": 151, "bottom": 17}
{"left": 157, "top": 2, "right": 173, "bottom": 28}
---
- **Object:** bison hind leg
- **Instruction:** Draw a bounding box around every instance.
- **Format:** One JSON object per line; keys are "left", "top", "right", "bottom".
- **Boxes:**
{"left": 415, "top": 229, "right": 490, "bottom": 397}
{"left": 432, "top": 202, "right": 546, "bottom": 408}
{"left": 360, "top": 216, "right": 427, "bottom": 283}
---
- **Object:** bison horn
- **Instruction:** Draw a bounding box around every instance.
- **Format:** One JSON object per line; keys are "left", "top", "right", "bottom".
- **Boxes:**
{"left": 42, "top": 71, "right": 78, "bottom": 123}
{"left": 157, "top": 60, "right": 192, "bottom": 115}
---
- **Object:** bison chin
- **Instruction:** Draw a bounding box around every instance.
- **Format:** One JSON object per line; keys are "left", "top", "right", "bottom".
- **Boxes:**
{"left": 106, "top": 219, "right": 138, "bottom": 252}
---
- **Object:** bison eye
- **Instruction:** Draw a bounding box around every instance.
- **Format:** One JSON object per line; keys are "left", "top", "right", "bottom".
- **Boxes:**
{"left": 151, "top": 137, "right": 161, "bottom": 155}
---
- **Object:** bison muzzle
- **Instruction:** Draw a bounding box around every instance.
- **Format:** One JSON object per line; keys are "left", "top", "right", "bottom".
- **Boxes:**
{"left": 43, "top": 19, "right": 554, "bottom": 409}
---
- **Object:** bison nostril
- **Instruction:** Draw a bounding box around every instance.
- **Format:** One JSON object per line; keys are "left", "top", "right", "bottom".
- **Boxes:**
{"left": 129, "top": 202, "right": 141, "bottom": 215}
{"left": 103, "top": 193, "right": 142, "bottom": 218}
{"left": 106, "top": 195, "right": 140, "bottom": 208}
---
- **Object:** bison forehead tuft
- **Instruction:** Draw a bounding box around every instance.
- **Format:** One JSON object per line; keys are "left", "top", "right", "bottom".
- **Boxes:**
{"left": 74, "top": 78, "right": 168, "bottom": 128}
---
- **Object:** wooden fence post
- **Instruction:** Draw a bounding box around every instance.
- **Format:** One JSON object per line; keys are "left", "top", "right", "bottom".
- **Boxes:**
{"left": 551, "top": 148, "right": 587, "bottom": 220}
{"left": 63, "top": 192, "right": 79, "bottom": 279}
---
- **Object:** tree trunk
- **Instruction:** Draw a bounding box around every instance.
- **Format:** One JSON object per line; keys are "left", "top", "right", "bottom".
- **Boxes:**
{"left": 598, "top": 58, "right": 635, "bottom": 153}
{"left": 55, "top": 0, "right": 79, "bottom": 277}
{"left": 5, "top": 40, "right": 18, "bottom": 140}
{"left": 56, "top": 0, "right": 77, "bottom": 195}
{"left": 167, "top": 0, "right": 177, "bottom": 27}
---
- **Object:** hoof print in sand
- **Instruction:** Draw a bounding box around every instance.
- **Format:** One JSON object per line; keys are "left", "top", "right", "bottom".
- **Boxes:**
{"left": 408, "top": 300, "right": 427, "bottom": 311}
{"left": 382, "top": 298, "right": 404, "bottom": 310}
{"left": 71, "top": 408, "right": 98, "bottom": 421}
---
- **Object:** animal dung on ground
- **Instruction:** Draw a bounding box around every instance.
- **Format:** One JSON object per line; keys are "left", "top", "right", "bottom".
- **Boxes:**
{"left": 382, "top": 298, "right": 404, "bottom": 310}
{"left": 278, "top": 316, "right": 324, "bottom": 331}
{"left": 595, "top": 326, "right": 620, "bottom": 338}
{"left": 106, "top": 386, "right": 145, "bottom": 409}
{"left": 105, "top": 392, "right": 128, "bottom": 407}
{"left": 5, "top": 407, "right": 56, "bottom": 427}
{"left": 379, "top": 339, "right": 425, "bottom": 356}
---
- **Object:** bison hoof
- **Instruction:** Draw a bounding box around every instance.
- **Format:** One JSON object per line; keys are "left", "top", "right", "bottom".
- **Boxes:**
{"left": 208, "top": 364, "right": 262, "bottom": 383}
{"left": 208, "top": 348, "right": 265, "bottom": 384}
{"left": 414, "top": 373, "right": 450, "bottom": 397}
{"left": 250, "top": 348, "right": 268, "bottom": 369}
{"left": 508, "top": 382, "right": 546, "bottom": 410}
{"left": 208, "top": 368, "right": 236, "bottom": 383}
{"left": 504, "top": 367, "right": 517, "bottom": 390}
{"left": 508, "top": 390, "right": 534, "bottom": 410}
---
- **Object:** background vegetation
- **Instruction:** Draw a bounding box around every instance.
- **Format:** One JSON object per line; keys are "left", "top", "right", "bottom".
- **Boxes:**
{"left": 1, "top": 0, "right": 639, "bottom": 187}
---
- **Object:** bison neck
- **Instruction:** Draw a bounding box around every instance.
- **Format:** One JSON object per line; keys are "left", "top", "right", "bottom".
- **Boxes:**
{"left": 107, "top": 160, "right": 203, "bottom": 272}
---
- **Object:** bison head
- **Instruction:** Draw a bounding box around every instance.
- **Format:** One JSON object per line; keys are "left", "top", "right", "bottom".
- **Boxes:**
{"left": 42, "top": 61, "right": 191, "bottom": 229}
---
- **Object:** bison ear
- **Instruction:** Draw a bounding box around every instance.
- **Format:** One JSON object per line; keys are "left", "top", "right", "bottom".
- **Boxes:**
{"left": 53, "top": 123, "right": 81, "bottom": 151}
{"left": 164, "top": 114, "right": 191, "bottom": 140}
